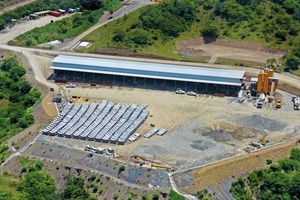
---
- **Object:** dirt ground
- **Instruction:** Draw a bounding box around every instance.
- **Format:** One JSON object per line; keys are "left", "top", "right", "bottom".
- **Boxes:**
{"left": 0, "top": 15, "right": 71, "bottom": 44}
{"left": 3, "top": 155, "right": 169, "bottom": 200}
{"left": 39, "top": 84, "right": 300, "bottom": 171}
{"left": 176, "top": 37, "right": 287, "bottom": 64}
{"left": 174, "top": 141, "right": 300, "bottom": 195}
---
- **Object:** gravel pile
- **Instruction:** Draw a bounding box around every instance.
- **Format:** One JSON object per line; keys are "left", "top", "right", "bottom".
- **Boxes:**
{"left": 202, "top": 130, "right": 233, "bottom": 142}
{"left": 190, "top": 140, "right": 216, "bottom": 151}
{"left": 128, "top": 167, "right": 145, "bottom": 183}
{"left": 237, "top": 114, "right": 287, "bottom": 132}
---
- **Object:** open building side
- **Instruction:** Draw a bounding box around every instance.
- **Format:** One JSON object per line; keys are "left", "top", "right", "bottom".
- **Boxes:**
{"left": 51, "top": 55, "right": 245, "bottom": 96}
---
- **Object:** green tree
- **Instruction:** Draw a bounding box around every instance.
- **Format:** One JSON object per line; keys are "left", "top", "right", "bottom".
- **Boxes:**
{"left": 201, "top": 23, "right": 219, "bottom": 38}
{"left": 285, "top": 55, "right": 300, "bottom": 71}
{"left": 61, "top": 175, "right": 90, "bottom": 199}
{"left": 129, "top": 29, "right": 151, "bottom": 46}
{"left": 112, "top": 30, "right": 125, "bottom": 42}
{"left": 18, "top": 171, "right": 56, "bottom": 200}
{"left": 290, "top": 148, "right": 300, "bottom": 161}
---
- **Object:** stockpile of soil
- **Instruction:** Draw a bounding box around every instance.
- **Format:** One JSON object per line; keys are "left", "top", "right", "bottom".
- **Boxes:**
{"left": 202, "top": 130, "right": 233, "bottom": 142}
{"left": 237, "top": 114, "right": 287, "bottom": 132}
{"left": 190, "top": 140, "right": 216, "bottom": 151}
{"left": 205, "top": 122, "right": 258, "bottom": 141}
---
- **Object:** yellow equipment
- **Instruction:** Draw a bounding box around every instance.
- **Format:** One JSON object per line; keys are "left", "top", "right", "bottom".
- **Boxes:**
{"left": 276, "top": 99, "right": 282, "bottom": 109}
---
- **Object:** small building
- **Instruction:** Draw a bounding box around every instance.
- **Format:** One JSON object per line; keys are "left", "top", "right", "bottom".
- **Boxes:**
{"left": 33, "top": 10, "right": 50, "bottom": 17}
{"left": 49, "top": 11, "right": 61, "bottom": 17}
{"left": 29, "top": 14, "right": 39, "bottom": 20}
{"left": 78, "top": 41, "right": 90, "bottom": 48}
{"left": 11, "top": 19, "right": 17, "bottom": 24}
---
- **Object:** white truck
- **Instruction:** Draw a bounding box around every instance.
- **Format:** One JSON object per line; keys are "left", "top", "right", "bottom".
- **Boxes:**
{"left": 293, "top": 97, "right": 299, "bottom": 110}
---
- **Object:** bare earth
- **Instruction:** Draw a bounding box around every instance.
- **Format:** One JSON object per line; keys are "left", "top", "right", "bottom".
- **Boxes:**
{"left": 0, "top": 15, "right": 71, "bottom": 44}
{"left": 40, "top": 84, "right": 300, "bottom": 171}
{"left": 176, "top": 37, "right": 287, "bottom": 64}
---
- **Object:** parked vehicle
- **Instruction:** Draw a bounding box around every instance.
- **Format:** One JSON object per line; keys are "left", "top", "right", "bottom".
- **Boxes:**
{"left": 256, "top": 102, "right": 263, "bottom": 109}
{"left": 129, "top": 133, "right": 141, "bottom": 141}
{"left": 187, "top": 91, "right": 197, "bottom": 96}
{"left": 176, "top": 89, "right": 185, "bottom": 94}
{"left": 66, "top": 83, "right": 76, "bottom": 88}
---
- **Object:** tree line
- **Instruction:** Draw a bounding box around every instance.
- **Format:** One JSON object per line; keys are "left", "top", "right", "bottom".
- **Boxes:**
{"left": 231, "top": 148, "right": 300, "bottom": 200}
{"left": 0, "top": 57, "right": 41, "bottom": 163}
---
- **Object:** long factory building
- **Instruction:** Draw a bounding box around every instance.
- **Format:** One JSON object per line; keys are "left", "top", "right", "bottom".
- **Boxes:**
{"left": 51, "top": 55, "right": 245, "bottom": 96}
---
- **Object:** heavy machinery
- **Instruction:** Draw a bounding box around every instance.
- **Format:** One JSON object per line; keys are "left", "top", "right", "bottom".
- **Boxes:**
{"left": 276, "top": 99, "right": 282, "bottom": 109}
{"left": 293, "top": 97, "right": 299, "bottom": 110}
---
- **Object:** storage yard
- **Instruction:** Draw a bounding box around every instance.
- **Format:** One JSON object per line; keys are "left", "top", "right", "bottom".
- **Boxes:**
{"left": 38, "top": 82, "right": 300, "bottom": 170}
{"left": 43, "top": 100, "right": 149, "bottom": 144}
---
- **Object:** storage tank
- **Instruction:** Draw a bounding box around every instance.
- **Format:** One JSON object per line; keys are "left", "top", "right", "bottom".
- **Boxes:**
{"left": 257, "top": 72, "right": 264, "bottom": 94}
{"left": 263, "top": 72, "right": 269, "bottom": 93}
{"left": 268, "top": 69, "right": 274, "bottom": 77}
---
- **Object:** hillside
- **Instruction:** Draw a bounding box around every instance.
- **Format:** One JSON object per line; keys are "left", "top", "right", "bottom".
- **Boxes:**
{"left": 231, "top": 148, "right": 300, "bottom": 200}
{"left": 82, "top": 0, "right": 300, "bottom": 74}
{"left": 0, "top": 56, "right": 40, "bottom": 164}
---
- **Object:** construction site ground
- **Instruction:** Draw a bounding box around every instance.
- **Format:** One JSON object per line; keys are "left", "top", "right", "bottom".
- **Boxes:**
{"left": 174, "top": 141, "right": 300, "bottom": 195}
{"left": 1, "top": 7, "right": 300, "bottom": 199}
{"left": 176, "top": 37, "right": 286, "bottom": 64}
{"left": 36, "top": 82, "right": 300, "bottom": 171}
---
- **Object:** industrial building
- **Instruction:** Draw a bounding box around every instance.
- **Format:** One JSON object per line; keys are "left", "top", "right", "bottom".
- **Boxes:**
{"left": 51, "top": 55, "right": 245, "bottom": 96}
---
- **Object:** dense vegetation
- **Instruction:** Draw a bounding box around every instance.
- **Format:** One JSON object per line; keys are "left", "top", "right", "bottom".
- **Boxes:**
{"left": 0, "top": 157, "right": 54, "bottom": 200}
{"left": 60, "top": 175, "right": 95, "bottom": 200}
{"left": 82, "top": 0, "right": 300, "bottom": 73}
{"left": 283, "top": 42, "right": 300, "bottom": 72}
{"left": 231, "top": 148, "right": 300, "bottom": 200}
{"left": 0, "top": 57, "right": 41, "bottom": 164}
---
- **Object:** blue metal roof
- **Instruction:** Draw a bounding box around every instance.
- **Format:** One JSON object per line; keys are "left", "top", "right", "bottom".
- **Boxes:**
{"left": 52, "top": 55, "right": 245, "bottom": 86}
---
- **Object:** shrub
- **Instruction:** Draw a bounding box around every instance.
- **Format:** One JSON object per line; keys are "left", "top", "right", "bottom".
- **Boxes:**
{"left": 113, "top": 193, "right": 119, "bottom": 200}
{"left": 152, "top": 193, "right": 159, "bottom": 200}
{"left": 35, "top": 161, "right": 44, "bottom": 170}
{"left": 88, "top": 174, "right": 96, "bottom": 182}
{"left": 93, "top": 185, "right": 98, "bottom": 193}
{"left": 266, "top": 159, "right": 273, "bottom": 165}
{"left": 118, "top": 165, "right": 125, "bottom": 174}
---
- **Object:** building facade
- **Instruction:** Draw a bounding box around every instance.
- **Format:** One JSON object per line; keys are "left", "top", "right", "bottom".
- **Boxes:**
{"left": 52, "top": 55, "right": 245, "bottom": 96}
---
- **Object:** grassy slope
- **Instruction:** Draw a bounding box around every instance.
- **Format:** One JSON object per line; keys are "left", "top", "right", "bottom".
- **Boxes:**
{"left": 0, "top": 174, "right": 24, "bottom": 199}
{"left": 83, "top": 9, "right": 182, "bottom": 60}
{"left": 82, "top": 1, "right": 300, "bottom": 68}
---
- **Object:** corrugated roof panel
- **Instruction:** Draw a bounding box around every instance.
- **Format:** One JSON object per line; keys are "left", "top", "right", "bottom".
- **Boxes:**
{"left": 52, "top": 55, "right": 245, "bottom": 85}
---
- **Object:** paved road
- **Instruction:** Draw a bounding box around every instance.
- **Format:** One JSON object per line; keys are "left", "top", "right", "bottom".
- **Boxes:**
{"left": 60, "top": 0, "right": 151, "bottom": 50}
